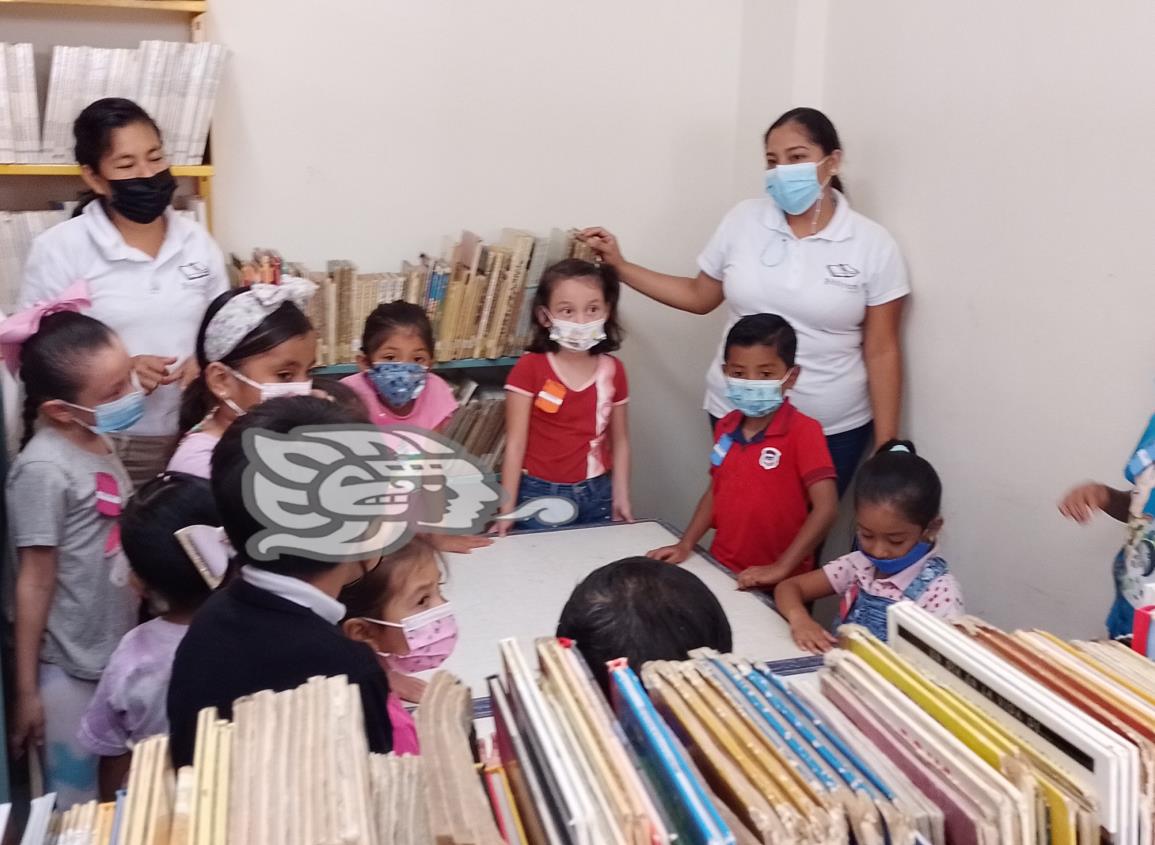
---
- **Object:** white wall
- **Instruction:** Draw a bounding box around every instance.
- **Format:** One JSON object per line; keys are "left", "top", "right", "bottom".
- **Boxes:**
{"left": 205, "top": 0, "right": 787, "bottom": 530}
{"left": 820, "top": 0, "right": 1155, "bottom": 634}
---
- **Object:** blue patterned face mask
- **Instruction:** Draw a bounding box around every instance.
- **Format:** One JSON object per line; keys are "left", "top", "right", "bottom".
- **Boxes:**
{"left": 367, "top": 362, "right": 427, "bottom": 408}
{"left": 725, "top": 376, "right": 786, "bottom": 417}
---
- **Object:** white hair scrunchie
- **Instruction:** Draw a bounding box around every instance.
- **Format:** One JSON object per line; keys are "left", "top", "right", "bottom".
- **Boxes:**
{"left": 203, "top": 277, "right": 317, "bottom": 363}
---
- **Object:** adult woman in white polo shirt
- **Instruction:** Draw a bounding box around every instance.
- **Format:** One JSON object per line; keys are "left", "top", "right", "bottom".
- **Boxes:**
{"left": 581, "top": 107, "right": 908, "bottom": 495}
{"left": 21, "top": 98, "right": 228, "bottom": 486}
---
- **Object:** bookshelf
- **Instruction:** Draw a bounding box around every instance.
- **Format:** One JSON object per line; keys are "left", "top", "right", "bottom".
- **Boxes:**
{"left": 312, "top": 356, "right": 520, "bottom": 378}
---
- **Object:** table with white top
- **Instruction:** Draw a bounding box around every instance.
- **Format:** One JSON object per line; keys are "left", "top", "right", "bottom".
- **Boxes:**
{"left": 437, "top": 519, "right": 812, "bottom": 705}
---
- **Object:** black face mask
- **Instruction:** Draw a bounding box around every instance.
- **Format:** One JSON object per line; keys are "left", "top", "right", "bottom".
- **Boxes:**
{"left": 106, "top": 168, "right": 177, "bottom": 224}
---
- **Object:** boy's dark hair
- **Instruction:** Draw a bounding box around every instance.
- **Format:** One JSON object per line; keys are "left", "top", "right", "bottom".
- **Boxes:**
{"left": 122, "top": 472, "right": 220, "bottom": 613}
{"left": 556, "top": 557, "right": 732, "bottom": 692}
{"left": 527, "top": 258, "right": 622, "bottom": 354}
{"left": 211, "top": 396, "right": 365, "bottom": 577}
{"left": 73, "top": 98, "right": 162, "bottom": 217}
{"left": 855, "top": 439, "right": 942, "bottom": 528}
{"left": 765, "top": 107, "right": 844, "bottom": 195}
{"left": 179, "top": 287, "right": 315, "bottom": 433}
{"left": 723, "top": 313, "right": 797, "bottom": 366}
{"left": 311, "top": 377, "right": 371, "bottom": 424}
{"left": 361, "top": 300, "right": 434, "bottom": 358}
{"left": 19, "top": 311, "right": 117, "bottom": 449}
{"left": 339, "top": 537, "right": 436, "bottom": 621}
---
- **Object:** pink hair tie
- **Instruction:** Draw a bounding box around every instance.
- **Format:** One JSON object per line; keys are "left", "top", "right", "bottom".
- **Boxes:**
{"left": 0, "top": 279, "right": 92, "bottom": 375}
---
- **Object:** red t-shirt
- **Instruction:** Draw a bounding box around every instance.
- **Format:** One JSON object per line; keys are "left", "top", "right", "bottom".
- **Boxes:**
{"left": 505, "top": 352, "right": 629, "bottom": 483}
{"left": 708, "top": 402, "right": 836, "bottom": 575}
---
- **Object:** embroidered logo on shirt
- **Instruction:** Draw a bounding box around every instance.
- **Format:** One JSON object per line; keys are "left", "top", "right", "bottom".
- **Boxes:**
{"left": 759, "top": 447, "right": 781, "bottom": 470}
{"left": 824, "top": 263, "right": 862, "bottom": 291}
{"left": 179, "top": 262, "right": 210, "bottom": 282}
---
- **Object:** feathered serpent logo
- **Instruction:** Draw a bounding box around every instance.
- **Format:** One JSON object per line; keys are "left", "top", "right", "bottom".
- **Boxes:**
{"left": 240, "top": 424, "right": 575, "bottom": 562}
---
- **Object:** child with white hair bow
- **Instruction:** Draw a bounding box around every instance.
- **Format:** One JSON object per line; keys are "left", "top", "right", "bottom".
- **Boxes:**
{"left": 167, "top": 279, "right": 317, "bottom": 478}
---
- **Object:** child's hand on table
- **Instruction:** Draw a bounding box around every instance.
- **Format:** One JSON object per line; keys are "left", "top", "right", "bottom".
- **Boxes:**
{"left": 387, "top": 670, "right": 427, "bottom": 704}
{"left": 789, "top": 617, "right": 837, "bottom": 654}
{"left": 1058, "top": 482, "right": 1111, "bottom": 524}
{"left": 612, "top": 496, "right": 634, "bottom": 523}
{"left": 646, "top": 543, "right": 691, "bottom": 564}
{"left": 736, "top": 564, "right": 789, "bottom": 590}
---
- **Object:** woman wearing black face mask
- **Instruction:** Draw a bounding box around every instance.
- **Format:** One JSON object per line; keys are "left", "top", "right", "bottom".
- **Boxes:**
{"left": 20, "top": 98, "right": 229, "bottom": 486}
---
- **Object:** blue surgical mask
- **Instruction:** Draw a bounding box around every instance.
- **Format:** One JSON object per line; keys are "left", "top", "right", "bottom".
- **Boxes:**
{"left": 725, "top": 375, "right": 787, "bottom": 418}
{"left": 764, "top": 158, "right": 830, "bottom": 215}
{"left": 863, "top": 540, "right": 933, "bottom": 577}
{"left": 69, "top": 390, "right": 146, "bottom": 434}
{"left": 367, "top": 362, "right": 427, "bottom": 408}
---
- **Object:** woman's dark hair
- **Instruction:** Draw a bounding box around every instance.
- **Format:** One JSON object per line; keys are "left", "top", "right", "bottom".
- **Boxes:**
{"left": 764, "top": 107, "right": 844, "bottom": 194}
{"left": 311, "top": 377, "right": 371, "bottom": 423}
{"left": 527, "top": 258, "right": 623, "bottom": 354}
{"left": 72, "top": 98, "right": 162, "bottom": 217}
{"left": 179, "top": 287, "right": 315, "bottom": 433}
{"left": 19, "top": 311, "right": 117, "bottom": 449}
{"left": 556, "top": 557, "right": 732, "bottom": 693}
{"left": 724, "top": 313, "right": 797, "bottom": 367}
{"left": 211, "top": 396, "right": 367, "bottom": 577}
{"left": 361, "top": 301, "right": 434, "bottom": 358}
{"left": 855, "top": 440, "right": 942, "bottom": 528}
{"left": 122, "top": 472, "right": 220, "bottom": 613}
{"left": 339, "top": 537, "right": 436, "bottom": 621}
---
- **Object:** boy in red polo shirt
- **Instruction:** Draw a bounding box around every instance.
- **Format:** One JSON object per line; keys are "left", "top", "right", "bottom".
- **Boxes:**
{"left": 648, "top": 314, "right": 838, "bottom": 589}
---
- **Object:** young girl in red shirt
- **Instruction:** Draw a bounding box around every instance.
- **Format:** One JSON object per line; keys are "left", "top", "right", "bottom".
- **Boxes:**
{"left": 498, "top": 259, "right": 632, "bottom": 533}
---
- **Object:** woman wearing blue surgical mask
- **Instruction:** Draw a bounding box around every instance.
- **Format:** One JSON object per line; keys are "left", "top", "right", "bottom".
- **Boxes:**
{"left": 167, "top": 282, "right": 318, "bottom": 480}
{"left": 21, "top": 98, "right": 230, "bottom": 487}
{"left": 580, "top": 107, "right": 910, "bottom": 496}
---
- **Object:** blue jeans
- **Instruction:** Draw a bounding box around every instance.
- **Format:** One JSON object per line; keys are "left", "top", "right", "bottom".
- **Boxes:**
{"left": 707, "top": 414, "right": 873, "bottom": 497}
{"left": 516, "top": 472, "right": 613, "bottom": 531}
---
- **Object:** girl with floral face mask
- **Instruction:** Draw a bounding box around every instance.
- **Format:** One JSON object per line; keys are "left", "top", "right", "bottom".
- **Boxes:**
{"left": 340, "top": 300, "right": 458, "bottom": 433}
{"left": 497, "top": 258, "right": 633, "bottom": 534}
{"left": 167, "top": 281, "right": 318, "bottom": 479}
{"left": 0, "top": 295, "right": 143, "bottom": 805}
{"left": 339, "top": 537, "right": 459, "bottom": 756}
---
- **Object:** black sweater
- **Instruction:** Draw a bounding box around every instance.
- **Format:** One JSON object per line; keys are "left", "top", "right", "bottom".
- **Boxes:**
{"left": 167, "top": 577, "right": 392, "bottom": 767}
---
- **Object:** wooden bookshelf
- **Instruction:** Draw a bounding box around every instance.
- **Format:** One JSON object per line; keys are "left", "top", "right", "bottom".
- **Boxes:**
{"left": 0, "top": 0, "right": 205, "bottom": 11}
{"left": 313, "top": 357, "right": 520, "bottom": 377}
{"left": 0, "top": 163, "right": 212, "bottom": 176}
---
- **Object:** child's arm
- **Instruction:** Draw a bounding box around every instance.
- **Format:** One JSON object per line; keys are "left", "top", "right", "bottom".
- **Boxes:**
{"left": 99, "top": 754, "right": 131, "bottom": 802}
{"left": 1059, "top": 482, "right": 1131, "bottom": 524}
{"left": 773, "top": 570, "right": 839, "bottom": 654}
{"left": 496, "top": 392, "right": 532, "bottom": 536}
{"left": 648, "top": 485, "right": 713, "bottom": 564}
{"left": 610, "top": 403, "right": 633, "bottom": 522}
{"left": 11, "top": 547, "right": 57, "bottom": 754}
{"left": 736, "top": 478, "right": 839, "bottom": 590}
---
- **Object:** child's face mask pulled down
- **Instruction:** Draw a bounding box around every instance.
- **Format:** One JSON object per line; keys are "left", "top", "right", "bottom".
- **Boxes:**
{"left": 362, "top": 602, "right": 458, "bottom": 673}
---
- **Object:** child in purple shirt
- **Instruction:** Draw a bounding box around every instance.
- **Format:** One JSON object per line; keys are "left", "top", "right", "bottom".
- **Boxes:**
{"left": 79, "top": 472, "right": 221, "bottom": 799}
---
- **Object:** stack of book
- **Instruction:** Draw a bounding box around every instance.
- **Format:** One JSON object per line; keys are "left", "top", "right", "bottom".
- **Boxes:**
{"left": 0, "top": 40, "right": 227, "bottom": 165}
{"left": 442, "top": 385, "right": 506, "bottom": 472}
{"left": 287, "top": 226, "right": 588, "bottom": 367}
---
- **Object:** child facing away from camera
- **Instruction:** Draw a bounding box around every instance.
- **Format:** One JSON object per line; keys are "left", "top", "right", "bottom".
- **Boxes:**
{"left": 556, "top": 556, "right": 733, "bottom": 695}
{"left": 79, "top": 472, "right": 221, "bottom": 799}
{"left": 774, "top": 440, "right": 964, "bottom": 652}
{"left": 648, "top": 314, "right": 838, "bottom": 589}
{"left": 166, "top": 396, "right": 394, "bottom": 767}
{"left": 0, "top": 298, "right": 142, "bottom": 806}
{"left": 342, "top": 301, "right": 458, "bottom": 432}
{"left": 339, "top": 537, "right": 460, "bottom": 756}
{"left": 499, "top": 259, "right": 632, "bottom": 533}
{"left": 167, "top": 279, "right": 318, "bottom": 478}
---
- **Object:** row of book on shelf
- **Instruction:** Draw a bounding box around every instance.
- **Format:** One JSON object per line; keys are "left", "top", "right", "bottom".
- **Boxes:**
{"left": 267, "top": 226, "right": 598, "bottom": 367}
{"left": 0, "top": 40, "right": 227, "bottom": 165}
{"left": 11, "top": 601, "right": 1155, "bottom": 844}
{"left": 0, "top": 200, "right": 210, "bottom": 315}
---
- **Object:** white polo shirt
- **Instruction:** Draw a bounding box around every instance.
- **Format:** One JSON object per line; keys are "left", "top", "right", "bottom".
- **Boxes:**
{"left": 21, "top": 201, "right": 228, "bottom": 437}
{"left": 698, "top": 192, "right": 909, "bottom": 434}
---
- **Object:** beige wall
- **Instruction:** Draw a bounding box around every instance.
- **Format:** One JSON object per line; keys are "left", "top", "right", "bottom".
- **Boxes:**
{"left": 820, "top": 0, "right": 1155, "bottom": 634}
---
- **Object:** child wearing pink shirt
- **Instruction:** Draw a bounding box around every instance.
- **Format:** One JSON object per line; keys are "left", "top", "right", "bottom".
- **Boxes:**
{"left": 341, "top": 302, "right": 458, "bottom": 432}
{"left": 774, "top": 440, "right": 964, "bottom": 652}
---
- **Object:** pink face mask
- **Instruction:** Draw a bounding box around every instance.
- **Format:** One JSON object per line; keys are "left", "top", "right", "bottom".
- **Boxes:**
{"left": 365, "top": 602, "right": 458, "bottom": 673}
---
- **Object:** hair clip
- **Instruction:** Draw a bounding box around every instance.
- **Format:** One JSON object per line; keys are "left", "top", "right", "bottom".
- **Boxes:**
{"left": 174, "top": 525, "right": 233, "bottom": 589}
{"left": 889, "top": 444, "right": 911, "bottom": 453}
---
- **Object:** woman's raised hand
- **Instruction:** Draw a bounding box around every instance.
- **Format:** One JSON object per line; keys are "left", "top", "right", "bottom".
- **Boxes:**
{"left": 577, "top": 227, "right": 624, "bottom": 268}
{"left": 132, "top": 355, "right": 179, "bottom": 394}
